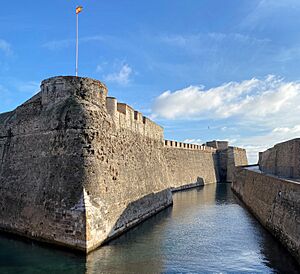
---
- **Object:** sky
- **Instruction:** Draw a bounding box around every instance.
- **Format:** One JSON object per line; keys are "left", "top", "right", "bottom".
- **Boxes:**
{"left": 1, "top": 0, "right": 300, "bottom": 163}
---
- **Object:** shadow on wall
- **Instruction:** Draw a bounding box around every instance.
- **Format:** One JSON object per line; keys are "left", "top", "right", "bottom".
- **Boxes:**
{"left": 197, "top": 177, "right": 204, "bottom": 185}
{"left": 260, "top": 229, "right": 300, "bottom": 274}
{"left": 172, "top": 177, "right": 205, "bottom": 192}
{"left": 103, "top": 189, "right": 173, "bottom": 247}
{"left": 215, "top": 183, "right": 234, "bottom": 203}
{"left": 213, "top": 153, "right": 221, "bottom": 183}
{"left": 86, "top": 206, "right": 173, "bottom": 274}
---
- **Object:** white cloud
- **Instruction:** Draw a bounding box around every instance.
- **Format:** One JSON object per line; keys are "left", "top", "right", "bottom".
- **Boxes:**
{"left": 272, "top": 125, "right": 300, "bottom": 134}
{"left": 104, "top": 64, "right": 133, "bottom": 85}
{"left": 42, "top": 36, "right": 105, "bottom": 50}
{"left": 160, "top": 32, "right": 270, "bottom": 51}
{"left": 152, "top": 75, "right": 300, "bottom": 126}
{"left": 95, "top": 61, "right": 109, "bottom": 73}
{"left": 0, "top": 39, "right": 13, "bottom": 56}
{"left": 153, "top": 75, "right": 300, "bottom": 164}
{"left": 16, "top": 80, "right": 40, "bottom": 94}
{"left": 241, "top": 0, "right": 300, "bottom": 29}
{"left": 42, "top": 39, "right": 72, "bottom": 50}
{"left": 0, "top": 79, "right": 40, "bottom": 113}
{"left": 96, "top": 65, "right": 103, "bottom": 73}
{"left": 183, "top": 138, "right": 202, "bottom": 145}
{"left": 81, "top": 36, "right": 104, "bottom": 43}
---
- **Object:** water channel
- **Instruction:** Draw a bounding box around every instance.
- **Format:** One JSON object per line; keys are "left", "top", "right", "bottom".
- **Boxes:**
{"left": 0, "top": 184, "right": 299, "bottom": 273}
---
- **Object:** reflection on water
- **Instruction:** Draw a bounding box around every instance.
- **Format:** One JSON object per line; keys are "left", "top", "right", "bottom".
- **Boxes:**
{"left": 0, "top": 184, "right": 299, "bottom": 273}
{"left": 0, "top": 234, "right": 85, "bottom": 274}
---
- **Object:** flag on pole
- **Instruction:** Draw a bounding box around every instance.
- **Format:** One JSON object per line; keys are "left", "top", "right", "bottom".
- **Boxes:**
{"left": 76, "top": 6, "right": 83, "bottom": 14}
{"left": 75, "top": 6, "right": 83, "bottom": 76}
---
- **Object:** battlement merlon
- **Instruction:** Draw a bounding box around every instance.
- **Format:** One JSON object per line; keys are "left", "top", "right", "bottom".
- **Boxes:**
{"left": 106, "top": 98, "right": 164, "bottom": 141}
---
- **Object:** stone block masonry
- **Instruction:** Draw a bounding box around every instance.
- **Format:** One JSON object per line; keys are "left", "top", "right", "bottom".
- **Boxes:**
{"left": 259, "top": 138, "right": 300, "bottom": 179}
{"left": 226, "top": 147, "right": 248, "bottom": 182}
{"left": 163, "top": 147, "right": 218, "bottom": 190}
{"left": 232, "top": 166, "right": 300, "bottom": 264}
{"left": 232, "top": 138, "right": 300, "bottom": 264}
{"left": 0, "top": 76, "right": 246, "bottom": 253}
{"left": 206, "top": 141, "right": 248, "bottom": 182}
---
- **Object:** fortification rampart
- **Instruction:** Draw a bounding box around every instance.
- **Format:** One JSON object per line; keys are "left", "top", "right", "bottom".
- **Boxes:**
{"left": 106, "top": 97, "right": 163, "bottom": 141}
{"left": 0, "top": 76, "right": 246, "bottom": 253}
{"left": 232, "top": 165, "right": 300, "bottom": 264}
{"left": 259, "top": 138, "right": 300, "bottom": 179}
{"left": 163, "top": 147, "right": 218, "bottom": 190}
{"left": 232, "top": 139, "right": 300, "bottom": 264}
{"left": 226, "top": 146, "right": 248, "bottom": 182}
{"left": 164, "top": 140, "right": 216, "bottom": 152}
{"left": 205, "top": 141, "right": 248, "bottom": 182}
{"left": 206, "top": 140, "right": 229, "bottom": 150}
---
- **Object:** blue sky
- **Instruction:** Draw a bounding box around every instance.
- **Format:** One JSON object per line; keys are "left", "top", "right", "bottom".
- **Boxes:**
{"left": 1, "top": 0, "right": 300, "bottom": 163}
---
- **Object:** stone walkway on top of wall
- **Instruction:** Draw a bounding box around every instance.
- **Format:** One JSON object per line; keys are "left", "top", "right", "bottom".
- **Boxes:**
{"left": 245, "top": 165, "right": 300, "bottom": 184}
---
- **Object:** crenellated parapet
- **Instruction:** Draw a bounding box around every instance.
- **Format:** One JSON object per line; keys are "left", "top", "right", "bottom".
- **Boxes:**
{"left": 106, "top": 97, "right": 163, "bottom": 141}
{"left": 164, "top": 140, "right": 216, "bottom": 152}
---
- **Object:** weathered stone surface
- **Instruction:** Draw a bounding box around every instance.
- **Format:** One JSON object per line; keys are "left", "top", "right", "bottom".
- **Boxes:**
{"left": 0, "top": 76, "right": 246, "bottom": 253}
{"left": 233, "top": 138, "right": 300, "bottom": 264}
{"left": 236, "top": 139, "right": 300, "bottom": 263}
{"left": 232, "top": 166, "right": 300, "bottom": 264}
{"left": 163, "top": 147, "right": 218, "bottom": 188}
{"left": 0, "top": 76, "right": 110, "bottom": 251}
{"left": 206, "top": 140, "right": 229, "bottom": 150}
{"left": 206, "top": 142, "right": 248, "bottom": 182}
{"left": 226, "top": 147, "right": 248, "bottom": 182}
{"left": 259, "top": 138, "right": 300, "bottom": 179}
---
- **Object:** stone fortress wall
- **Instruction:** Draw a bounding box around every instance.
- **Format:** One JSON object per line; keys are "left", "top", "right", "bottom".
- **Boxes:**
{"left": 106, "top": 97, "right": 163, "bottom": 141}
{"left": 0, "top": 76, "right": 247, "bottom": 253}
{"left": 162, "top": 140, "right": 220, "bottom": 191}
{"left": 259, "top": 138, "right": 300, "bottom": 179}
{"left": 232, "top": 139, "right": 300, "bottom": 264}
{"left": 105, "top": 85, "right": 220, "bottom": 190}
{"left": 164, "top": 139, "right": 215, "bottom": 151}
{"left": 205, "top": 140, "right": 248, "bottom": 182}
{"left": 226, "top": 146, "right": 249, "bottom": 182}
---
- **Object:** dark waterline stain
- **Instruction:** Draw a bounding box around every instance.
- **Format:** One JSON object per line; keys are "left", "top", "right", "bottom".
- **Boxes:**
{"left": 0, "top": 184, "right": 299, "bottom": 273}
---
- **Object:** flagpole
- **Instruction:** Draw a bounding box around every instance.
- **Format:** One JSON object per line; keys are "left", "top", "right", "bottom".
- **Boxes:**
{"left": 76, "top": 11, "right": 79, "bottom": 77}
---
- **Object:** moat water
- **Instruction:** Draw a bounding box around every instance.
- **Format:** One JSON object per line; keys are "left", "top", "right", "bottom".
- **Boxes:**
{"left": 0, "top": 184, "right": 299, "bottom": 274}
